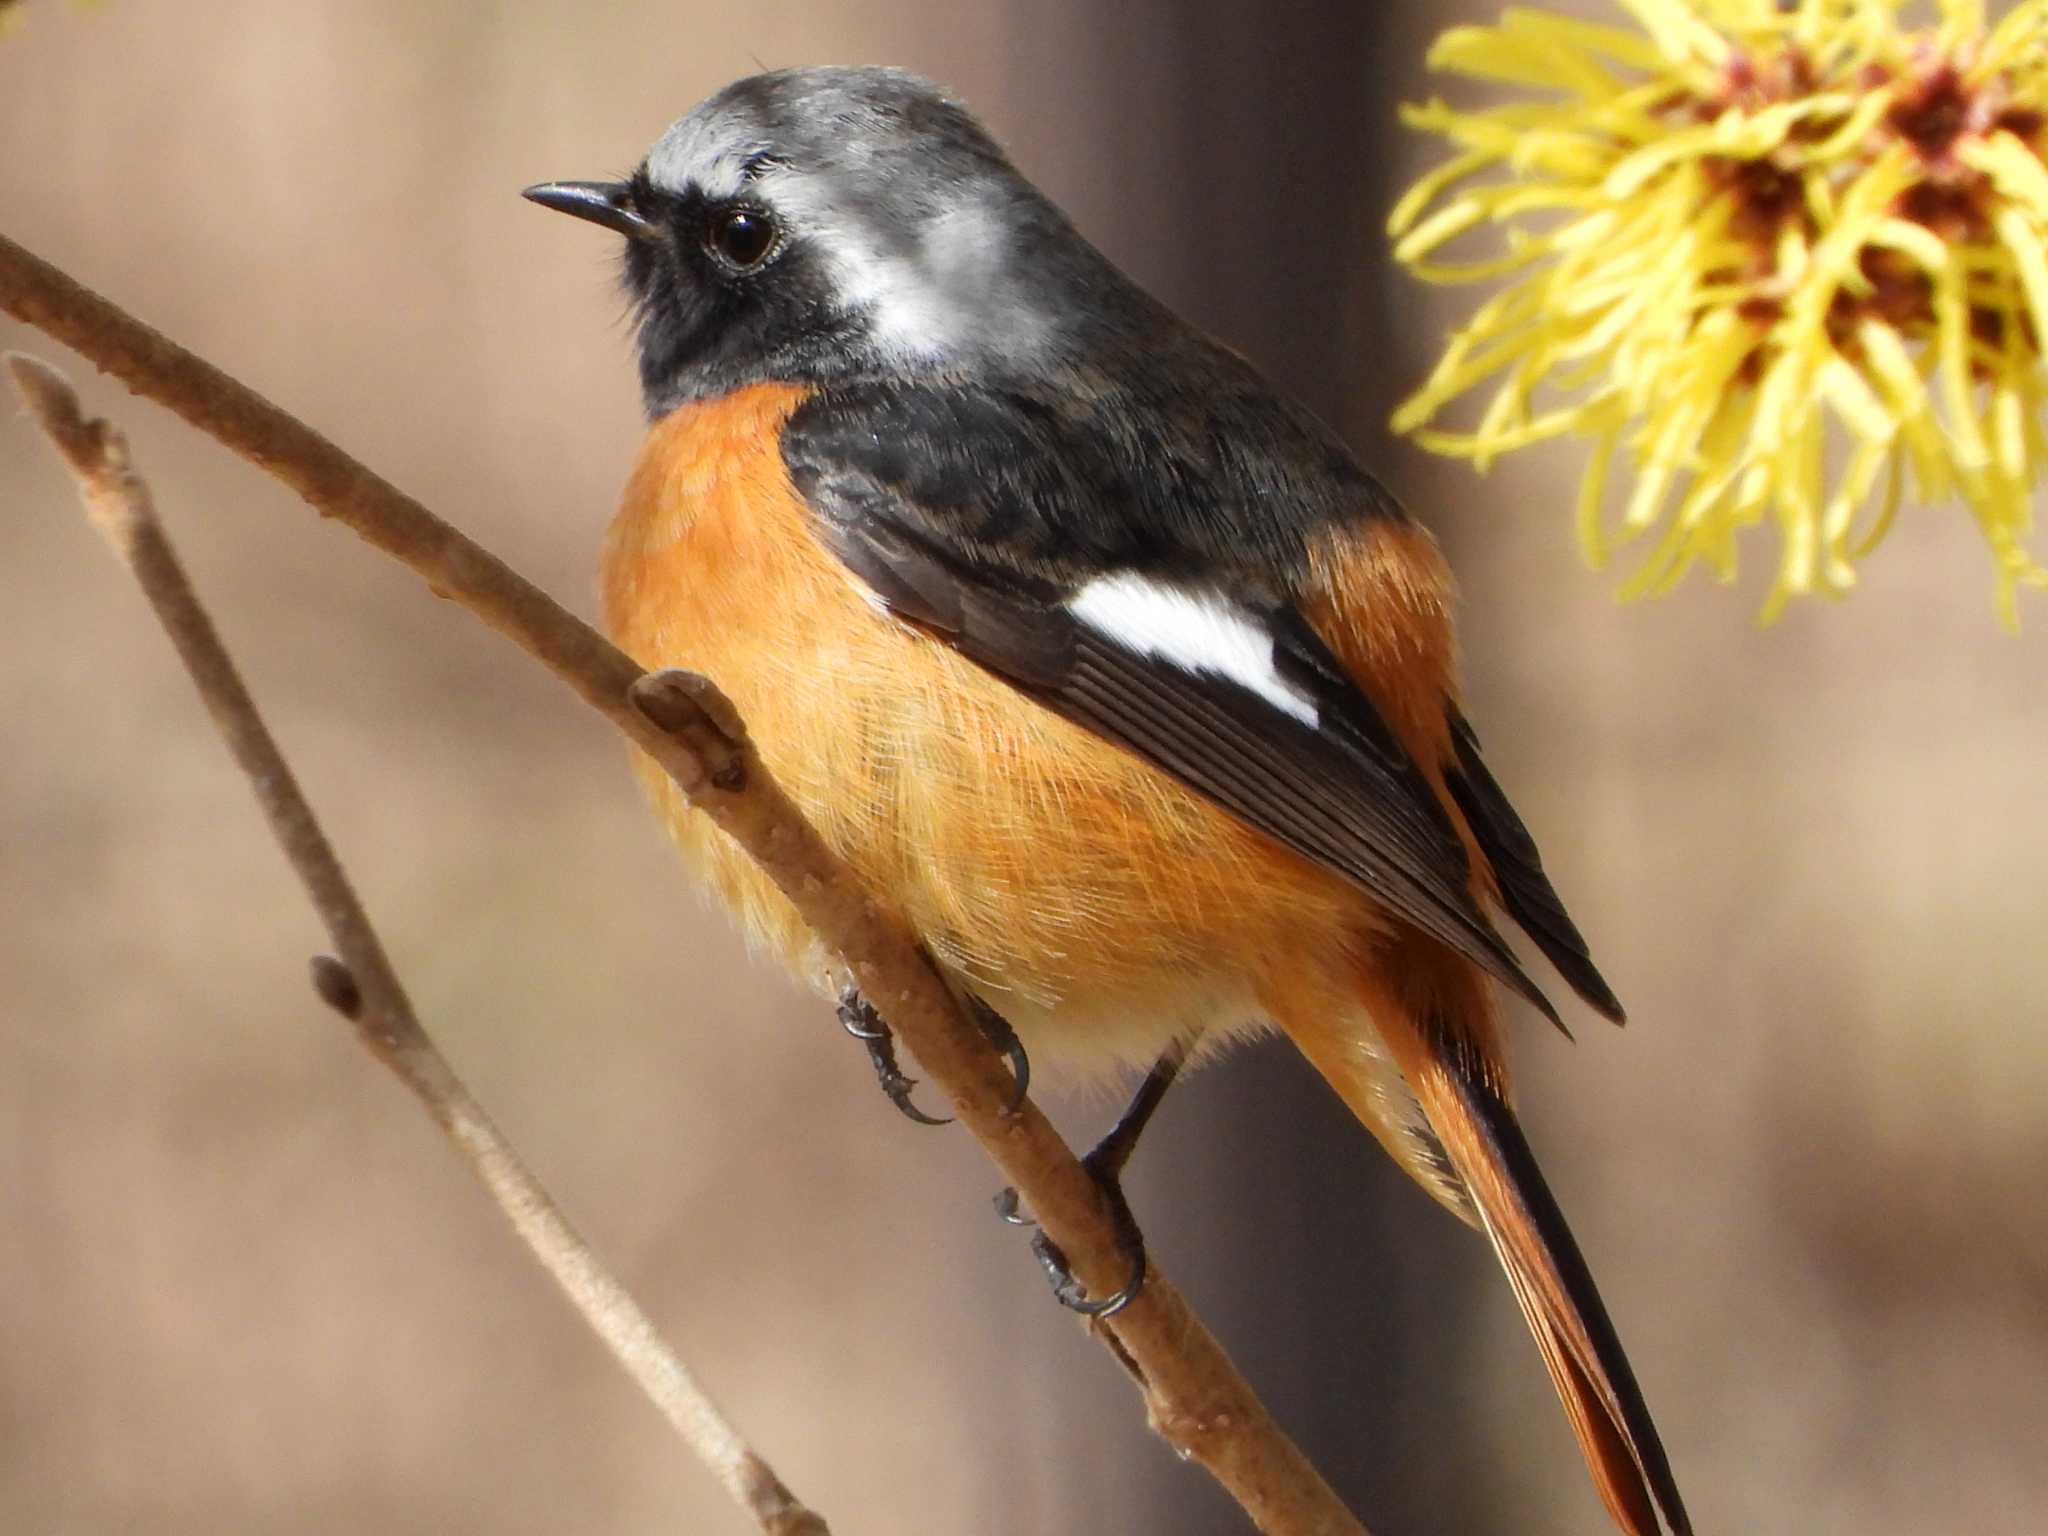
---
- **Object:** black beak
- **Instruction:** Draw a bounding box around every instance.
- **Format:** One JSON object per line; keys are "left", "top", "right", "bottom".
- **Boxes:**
{"left": 521, "top": 180, "right": 658, "bottom": 241}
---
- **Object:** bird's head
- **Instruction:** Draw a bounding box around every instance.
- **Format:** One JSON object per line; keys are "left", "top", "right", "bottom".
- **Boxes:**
{"left": 526, "top": 66, "right": 1095, "bottom": 416}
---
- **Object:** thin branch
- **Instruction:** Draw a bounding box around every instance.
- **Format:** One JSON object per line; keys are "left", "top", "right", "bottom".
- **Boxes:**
{"left": 6, "top": 354, "right": 830, "bottom": 1536}
{"left": 1, "top": 229, "right": 1367, "bottom": 1535}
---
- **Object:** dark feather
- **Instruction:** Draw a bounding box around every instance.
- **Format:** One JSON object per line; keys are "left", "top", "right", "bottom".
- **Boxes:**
{"left": 1445, "top": 712, "right": 1625, "bottom": 1023}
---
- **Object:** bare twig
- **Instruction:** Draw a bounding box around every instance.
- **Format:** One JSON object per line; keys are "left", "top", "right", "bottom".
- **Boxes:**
{"left": 1, "top": 229, "right": 1367, "bottom": 1535}
{"left": 6, "top": 354, "right": 831, "bottom": 1536}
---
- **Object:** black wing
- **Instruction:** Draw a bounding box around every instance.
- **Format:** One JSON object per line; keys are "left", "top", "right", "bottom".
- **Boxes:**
{"left": 1444, "top": 712, "right": 1624, "bottom": 1023}
{"left": 783, "top": 381, "right": 1567, "bottom": 1025}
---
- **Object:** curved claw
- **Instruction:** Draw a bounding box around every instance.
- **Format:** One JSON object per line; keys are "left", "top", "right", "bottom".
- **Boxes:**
{"left": 967, "top": 996, "right": 1031, "bottom": 1114}
{"left": 1032, "top": 1230, "right": 1145, "bottom": 1318}
{"left": 839, "top": 1009, "right": 886, "bottom": 1043}
{"left": 884, "top": 1075, "right": 953, "bottom": 1127}
{"left": 991, "top": 1186, "right": 1037, "bottom": 1227}
{"left": 1000, "top": 1037, "right": 1031, "bottom": 1113}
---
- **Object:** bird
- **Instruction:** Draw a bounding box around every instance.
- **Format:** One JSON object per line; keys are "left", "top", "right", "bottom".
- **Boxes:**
{"left": 525, "top": 65, "right": 1689, "bottom": 1536}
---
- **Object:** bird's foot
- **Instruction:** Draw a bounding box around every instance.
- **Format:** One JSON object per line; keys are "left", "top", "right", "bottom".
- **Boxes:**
{"left": 994, "top": 1143, "right": 1147, "bottom": 1318}
{"left": 837, "top": 985, "right": 951, "bottom": 1126}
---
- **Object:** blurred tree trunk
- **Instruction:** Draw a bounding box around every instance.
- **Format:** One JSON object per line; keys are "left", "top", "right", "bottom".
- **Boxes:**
{"left": 999, "top": 6, "right": 1499, "bottom": 1533}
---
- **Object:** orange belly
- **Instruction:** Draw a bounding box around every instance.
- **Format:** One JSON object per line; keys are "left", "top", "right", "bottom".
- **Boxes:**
{"left": 601, "top": 384, "right": 1396, "bottom": 1075}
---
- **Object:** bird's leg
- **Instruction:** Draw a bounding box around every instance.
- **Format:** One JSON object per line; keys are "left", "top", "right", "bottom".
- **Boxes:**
{"left": 995, "top": 1037, "right": 1190, "bottom": 1318}
{"left": 838, "top": 984, "right": 951, "bottom": 1126}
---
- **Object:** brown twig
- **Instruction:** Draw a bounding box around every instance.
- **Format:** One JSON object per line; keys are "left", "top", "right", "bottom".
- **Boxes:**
{"left": 1, "top": 229, "right": 1366, "bottom": 1535}
{"left": 6, "top": 353, "right": 830, "bottom": 1536}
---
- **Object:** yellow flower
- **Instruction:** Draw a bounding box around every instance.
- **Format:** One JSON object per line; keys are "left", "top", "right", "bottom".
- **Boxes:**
{"left": 1392, "top": 0, "right": 2048, "bottom": 624}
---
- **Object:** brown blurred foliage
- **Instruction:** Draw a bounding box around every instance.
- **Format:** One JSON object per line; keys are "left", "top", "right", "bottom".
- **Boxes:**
{"left": 3, "top": 3, "right": 2045, "bottom": 1534}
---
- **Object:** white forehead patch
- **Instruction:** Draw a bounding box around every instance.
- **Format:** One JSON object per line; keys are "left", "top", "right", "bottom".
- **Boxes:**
{"left": 646, "top": 116, "right": 763, "bottom": 202}
{"left": 1067, "top": 575, "right": 1321, "bottom": 728}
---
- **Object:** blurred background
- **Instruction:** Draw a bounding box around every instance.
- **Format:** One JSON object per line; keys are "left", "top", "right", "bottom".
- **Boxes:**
{"left": 4, "top": 2, "right": 2045, "bottom": 1532}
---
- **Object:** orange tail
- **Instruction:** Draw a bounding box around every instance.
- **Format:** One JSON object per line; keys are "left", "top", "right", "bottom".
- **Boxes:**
{"left": 1276, "top": 960, "right": 1690, "bottom": 1536}
{"left": 1402, "top": 1035, "right": 1690, "bottom": 1536}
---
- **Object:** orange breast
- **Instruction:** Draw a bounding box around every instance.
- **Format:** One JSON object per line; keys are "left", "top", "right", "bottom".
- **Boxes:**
{"left": 601, "top": 384, "right": 1382, "bottom": 1074}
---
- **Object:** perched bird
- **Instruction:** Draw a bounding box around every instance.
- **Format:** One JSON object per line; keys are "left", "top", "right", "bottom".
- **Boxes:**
{"left": 527, "top": 66, "right": 1689, "bottom": 1536}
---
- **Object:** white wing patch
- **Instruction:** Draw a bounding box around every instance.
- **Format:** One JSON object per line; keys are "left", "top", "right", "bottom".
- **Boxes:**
{"left": 1067, "top": 575, "right": 1320, "bottom": 728}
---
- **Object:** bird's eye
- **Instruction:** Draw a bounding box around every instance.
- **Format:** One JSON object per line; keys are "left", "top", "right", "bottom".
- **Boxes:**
{"left": 707, "top": 206, "right": 779, "bottom": 270}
